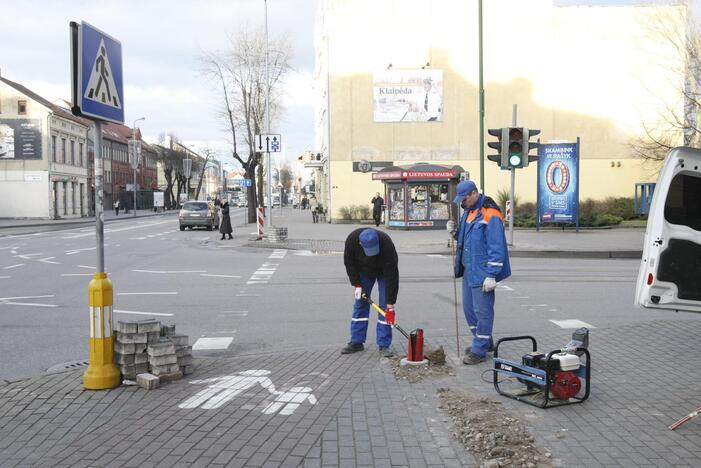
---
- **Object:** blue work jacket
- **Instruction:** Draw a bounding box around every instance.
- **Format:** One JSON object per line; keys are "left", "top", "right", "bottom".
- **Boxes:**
{"left": 454, "top": 195, "right": 511, "bottom": 286}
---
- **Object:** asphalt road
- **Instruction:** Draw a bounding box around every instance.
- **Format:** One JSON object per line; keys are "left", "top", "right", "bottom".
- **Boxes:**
{"left": 0, "top": 211, "right": 695, "bottom": 381}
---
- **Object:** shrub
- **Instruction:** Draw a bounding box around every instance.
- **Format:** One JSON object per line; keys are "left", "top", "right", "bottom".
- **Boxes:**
{"left": 600, "top": 197, "right": 635, "bottom": 220}
{"left": 338, "top": 205, "right": 371, "bottom": 221}
{"left": 496, "top": 189, "right": 519, "bottom": 214}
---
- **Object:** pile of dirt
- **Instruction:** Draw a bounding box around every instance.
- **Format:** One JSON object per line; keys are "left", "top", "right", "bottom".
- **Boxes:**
{"left": 438, "top": 388, "right": 553, "bottom": 468}
{"left": 389, "top": 346, "right": 454, "bottom": 383}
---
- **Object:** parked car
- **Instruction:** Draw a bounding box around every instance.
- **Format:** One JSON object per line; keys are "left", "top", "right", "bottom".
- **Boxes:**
{"left": 635, "top": 146, "right": 701, "bottom": 313}
{"left": 179, "top": 201, "right": 216, "bottom": 231}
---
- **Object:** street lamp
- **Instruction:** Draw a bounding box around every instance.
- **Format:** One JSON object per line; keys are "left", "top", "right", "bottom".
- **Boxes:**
{"left": 132, "top": 117, "right": 145, "bottom": 217}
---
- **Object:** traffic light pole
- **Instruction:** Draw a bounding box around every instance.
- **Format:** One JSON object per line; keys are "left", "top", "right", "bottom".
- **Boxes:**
{"left": 478, "top": 0, "right": 485, "bottom": 192}
{"left": 509, "top": 105, "right": 516, "bottom": 246}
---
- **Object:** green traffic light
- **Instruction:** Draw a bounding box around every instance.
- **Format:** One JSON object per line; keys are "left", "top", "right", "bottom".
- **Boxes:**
{"left": 509, "top": 154, "right": 522, "bottom": 167}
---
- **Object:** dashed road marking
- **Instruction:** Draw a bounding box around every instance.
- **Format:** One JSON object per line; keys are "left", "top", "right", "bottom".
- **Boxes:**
{"left": 268, "top": 249, "right": 287, "bottom": 259}
{"left": 116, "top": 292, "right": 178, "bottom": 296}
{"left": 60, "top": 273, "right": 93, "bottom": 277}
{"left": 132, "top": 269, "right": 207, "bottom": 274}
{"left": 0, "top": 295, "right": 57, "bottom": 308}
{"left": 113, "top": 309, "right": 174, "bottom": 317}
{"left": 39, "top": 257, "right": 61, "bottom": 265}
{"left": 192, "top": 336, "right": 234, "bottom": 350}
{"left": 200, "top": 274, "right": 241, "bottom": 278}
{"left": 549, "top": 319, "right": 595, "bottom": 329}
{"left": 78, "top": 265, "right": 96, "bottom": 269}
{"left": 15, "top": 253, "right": 43, "bottom": 259}
{"left": 3, "top": 264, "right": 24, "bottom": 270}
{"left": 427, "top": 254, "right": 446, "bottom": 258}
{"left": 217, "top": 311, "right": 248, "bottom": 317}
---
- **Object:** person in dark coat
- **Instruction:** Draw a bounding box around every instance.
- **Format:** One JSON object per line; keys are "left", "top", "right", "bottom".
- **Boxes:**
{"left": 371, "top": 192, "right": 384, "bottom": 227}
{"left": 219, "top": 201, "right": 233, "bottom": 240}
{"left": 341, "top": 228, "right": 399, "bottom": 357}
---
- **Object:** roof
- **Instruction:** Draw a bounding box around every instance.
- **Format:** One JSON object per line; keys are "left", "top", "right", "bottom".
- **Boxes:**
{"left": 0, "top": 76, "right": 93, "bottom": 127}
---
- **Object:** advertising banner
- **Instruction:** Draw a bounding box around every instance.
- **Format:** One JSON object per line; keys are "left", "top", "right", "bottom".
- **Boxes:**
{"left": 373, "top": 70, "right": 443, "bottom": 122}
{"left": 537, "top": 141, "right": 580, "bottom": 227}
{"left": 0, "top": 119, "right": 42, "bottom": 159}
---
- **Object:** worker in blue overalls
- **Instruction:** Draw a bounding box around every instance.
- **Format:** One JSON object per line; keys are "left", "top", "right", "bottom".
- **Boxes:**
{"left": 450, "top": 180, "right": 511, "bottom": 365}
{"left": 341, "top": 228, "right": 399, "bottom": 358}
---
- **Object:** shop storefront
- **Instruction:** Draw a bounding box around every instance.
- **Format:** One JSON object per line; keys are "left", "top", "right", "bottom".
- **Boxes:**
{"left": 372, "top": 164, "right": 466, "bottom": 230}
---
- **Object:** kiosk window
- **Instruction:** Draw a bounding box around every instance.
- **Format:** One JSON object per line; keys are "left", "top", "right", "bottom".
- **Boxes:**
{"left": 408, "top": 185, "right": 428, "bottom": 220}
{"left": 389, "top": 187, "right": 405, "bottom": 220}
{"left": 665, "top": 173, "right": 701, "bottom": 231}
{"left": 429, "top": 184, "right": 450, "bottom": 220}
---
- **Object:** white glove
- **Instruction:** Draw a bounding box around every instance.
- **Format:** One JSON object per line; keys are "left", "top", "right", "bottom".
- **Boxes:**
{"left": 482, "top": 277, "right": 497, "bottom": 292}
{"left": 446, "top": 220, "right": 457, "bottom": 235}
{"left": 354, "top": 286, "right": 363, "bottom": 300}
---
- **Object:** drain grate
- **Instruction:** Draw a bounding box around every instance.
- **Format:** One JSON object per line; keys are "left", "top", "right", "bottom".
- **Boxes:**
{"left": 46, "top": 360, "right": 89, "bottom": 373}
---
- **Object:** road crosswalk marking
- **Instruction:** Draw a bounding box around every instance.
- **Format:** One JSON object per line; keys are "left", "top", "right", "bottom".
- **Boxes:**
{"left": 549, "top": 319, "right": 595, "bottom": 329}
{"left": 192, "top": 337, "right": 234, "bottom": 350}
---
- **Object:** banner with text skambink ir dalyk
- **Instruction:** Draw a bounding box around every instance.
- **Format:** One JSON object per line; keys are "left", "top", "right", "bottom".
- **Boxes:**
{"left": 537, "top": 141, "right": 580, "bottom": 229}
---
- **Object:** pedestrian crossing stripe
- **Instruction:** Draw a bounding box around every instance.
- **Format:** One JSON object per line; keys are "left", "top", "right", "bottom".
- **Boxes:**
{"left": 84, "top": 38, "right": 122, "bottom": 109}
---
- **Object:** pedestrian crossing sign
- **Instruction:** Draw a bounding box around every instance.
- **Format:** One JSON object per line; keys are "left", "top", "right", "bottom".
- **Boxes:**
{"left": 71, "top": 21, "right": 124, "bottom": 123}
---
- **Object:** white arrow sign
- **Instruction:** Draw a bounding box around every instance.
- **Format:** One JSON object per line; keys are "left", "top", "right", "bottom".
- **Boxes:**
{"left": 255, "top": 134, "right": 282, "bottom": 153}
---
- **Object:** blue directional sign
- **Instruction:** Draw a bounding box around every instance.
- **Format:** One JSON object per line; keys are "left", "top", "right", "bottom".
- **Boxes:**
{"left": 73, "top": 22, "right": 124, "bottom": 123}
{"left": 242, "top": 178, "right": 253, "bottom": 187}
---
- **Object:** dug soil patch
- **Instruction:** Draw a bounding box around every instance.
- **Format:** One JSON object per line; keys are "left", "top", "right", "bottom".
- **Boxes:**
{"left": 389, "top": 346, "right": 455, "bottom": 383}
{"left": 438, "top": 388, "right": 553, "bottom": 468}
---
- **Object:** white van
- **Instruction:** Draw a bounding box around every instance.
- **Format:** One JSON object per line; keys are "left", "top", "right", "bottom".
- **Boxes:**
{"left": 635, "top": 147, "right": 701, "bottom": 313}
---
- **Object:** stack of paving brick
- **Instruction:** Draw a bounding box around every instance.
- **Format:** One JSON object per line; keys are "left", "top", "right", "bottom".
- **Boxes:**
{"left": 114, "top": 319, "right": 161, "bottom": 380}
{"left": 147, "top": 337, "right": 182, "bottom": 382}
{"left": 160, "top": 323, "right": 193, "bottom": 375}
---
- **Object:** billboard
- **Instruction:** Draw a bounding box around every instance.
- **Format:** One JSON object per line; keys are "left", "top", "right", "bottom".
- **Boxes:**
{"left": 373, "top": 70, "right": 443, "bottom": 122}
{"left": 537, "top": 142, "right": 580, "bottom": 227}
{"left": 0, "top": 119, "right": 42, "bottom": 160}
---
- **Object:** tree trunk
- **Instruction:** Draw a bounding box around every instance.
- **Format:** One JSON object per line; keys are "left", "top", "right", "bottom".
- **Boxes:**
{"left": 256, "top": 162, "right": 264, "bottom": 208}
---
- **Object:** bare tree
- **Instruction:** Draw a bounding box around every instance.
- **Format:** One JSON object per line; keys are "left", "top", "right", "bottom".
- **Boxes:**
{"left": 201, "top": 27, "right": 291, "bottom": 222}
{"left": 632, "top": 2, "right": 701, "bottom": 160}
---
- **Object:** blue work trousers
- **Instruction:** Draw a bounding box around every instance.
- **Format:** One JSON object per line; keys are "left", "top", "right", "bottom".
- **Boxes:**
{"left": 462, "top": 278, "right": 495, "bottom": 357}
{"left": 351, "top": 274, "right": 392, "bottom": 347}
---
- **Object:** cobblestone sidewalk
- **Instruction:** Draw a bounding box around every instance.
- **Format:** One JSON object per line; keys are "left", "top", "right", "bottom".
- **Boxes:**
{"left": 1, "top": 320, "right": 701, "bottom": 467}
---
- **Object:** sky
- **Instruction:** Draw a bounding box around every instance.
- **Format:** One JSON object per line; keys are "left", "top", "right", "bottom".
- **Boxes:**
{"left": 0, "top": 0, "right": 318, "bottom": 171}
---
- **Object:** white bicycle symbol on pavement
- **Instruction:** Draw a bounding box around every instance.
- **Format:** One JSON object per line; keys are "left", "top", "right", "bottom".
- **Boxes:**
{"left": 178, "top": 369, "right": 319, "bottom": 416}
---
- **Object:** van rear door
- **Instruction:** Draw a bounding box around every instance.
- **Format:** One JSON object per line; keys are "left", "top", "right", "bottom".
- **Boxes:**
{"left": 635, "top": 147, "right": 701, "bottom": 313}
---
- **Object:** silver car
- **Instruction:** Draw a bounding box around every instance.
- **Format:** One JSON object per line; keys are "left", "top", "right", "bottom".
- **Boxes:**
{"left": 179, "top": 201, "right": 216, "bottom": 231}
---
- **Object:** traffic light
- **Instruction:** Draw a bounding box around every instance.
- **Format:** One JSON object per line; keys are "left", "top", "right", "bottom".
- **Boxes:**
{"left": 487, "top": 128, "right": 508, "bottom": 168}
{"left": 506, "top": 127, "right": 541, "bottom": 169}
{"left": 525, "top": 128, "right": 540, "bottom": 166}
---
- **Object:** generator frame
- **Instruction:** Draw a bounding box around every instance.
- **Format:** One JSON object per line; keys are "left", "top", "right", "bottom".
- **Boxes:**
{"left": 492, "top": 335, "right": 591, "bottom": 409}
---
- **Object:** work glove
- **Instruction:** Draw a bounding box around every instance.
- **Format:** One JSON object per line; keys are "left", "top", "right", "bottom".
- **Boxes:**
{"left": 482, "top": 277, "right": 497, "bottom": 292}
{"left": 385, "top": 305, "right": 396, "bottom": 326}
{"left": 446, "top": 220, "right": 457, "bottom": 235}
{"left": 354, "top": 286, "right": 363, "bottom": 300}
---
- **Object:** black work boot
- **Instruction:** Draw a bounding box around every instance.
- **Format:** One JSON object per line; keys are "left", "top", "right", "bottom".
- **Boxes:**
{"left": 340, "top": 342, "right": 364, "bottom": 354}
{"left": 378, "top": 346, "right": 394, "bottom": 358}
{"left": 462, "top": 351, "right": 486, "bottom": 365}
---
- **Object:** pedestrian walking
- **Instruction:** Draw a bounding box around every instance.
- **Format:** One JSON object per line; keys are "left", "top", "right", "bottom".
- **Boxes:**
{"left": 341, "top": 228, "right": 399, "bottom": 357}
{"left": 450, "top": 180, "right": 511, "bottom": 365}
{"left": 371, "top": 192, "right": 384, "bottom": 227}
{"left": 301, "top": 196, "right": 308, "bottom": 210}
{"left": 219, "top": 201, "right": 233, "bottom": 240}
{"left": 309, "top": 195, "right": 319, "bottom": 223}
{"left": 114, "top": 200, "right": 120, "bottom": 216}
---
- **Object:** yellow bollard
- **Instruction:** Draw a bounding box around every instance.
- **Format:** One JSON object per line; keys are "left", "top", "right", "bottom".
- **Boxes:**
{"left": 83, "top": 272, "right": 121, "bottom": 389}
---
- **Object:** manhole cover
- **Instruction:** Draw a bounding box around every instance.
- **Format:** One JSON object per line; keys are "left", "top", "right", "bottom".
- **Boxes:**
{"left": 46, "top": 360, "right": 89, "bottom": 373}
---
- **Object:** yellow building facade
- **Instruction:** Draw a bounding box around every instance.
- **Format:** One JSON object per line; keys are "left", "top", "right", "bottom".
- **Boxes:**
{"left": 314, "top": 0, "right": 685, "bottom": 220}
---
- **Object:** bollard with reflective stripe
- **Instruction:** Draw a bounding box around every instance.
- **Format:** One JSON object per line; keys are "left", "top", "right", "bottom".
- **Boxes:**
{"left": 257, "top": 207, "right": 265, "bottom": 237}
{"left": 83, "top": 272, "right": 120, "bottom": 389}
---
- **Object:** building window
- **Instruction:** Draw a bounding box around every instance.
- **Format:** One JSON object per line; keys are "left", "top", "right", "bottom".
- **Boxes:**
{"left": 70, "top": 140, "right": 75, "bottom": 165}
{"left": 79, "top": 142, "right": 84, "bottom": 167}
{"left": 52, "top": 136, "right": 57, "bottom": 162}
{"left": 18, "top": 100, "right": 27, "bottom": 115}
{"left": 61, "top": 138, "right": 66, "bottom": 164}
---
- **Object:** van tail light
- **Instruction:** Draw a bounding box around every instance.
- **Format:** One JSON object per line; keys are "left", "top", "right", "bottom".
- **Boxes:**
{"left": 647, "top": 273, "right": 654, "bottom": 285}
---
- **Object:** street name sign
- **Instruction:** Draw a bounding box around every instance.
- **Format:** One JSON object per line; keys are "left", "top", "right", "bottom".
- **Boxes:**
{"left": 255, "top": 134, "right": 282, "bottom": 153}
{"left": 70, "top": 21, "right": 124, "bottom": 123}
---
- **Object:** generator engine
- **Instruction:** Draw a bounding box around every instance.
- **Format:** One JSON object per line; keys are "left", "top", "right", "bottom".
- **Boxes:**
{"left": 493, "top": 328, "right": 591, "bottom": 409}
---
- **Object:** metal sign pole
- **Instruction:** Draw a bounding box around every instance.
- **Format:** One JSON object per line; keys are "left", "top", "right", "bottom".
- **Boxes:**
{"left": 509, "top": 104, "right": 517, "bottom": 246}
{"left": 264, "top": 0, "right": 272, "bottom": 228}
{"left": 95, "top": 121, "right": 105, "bottom": 272}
